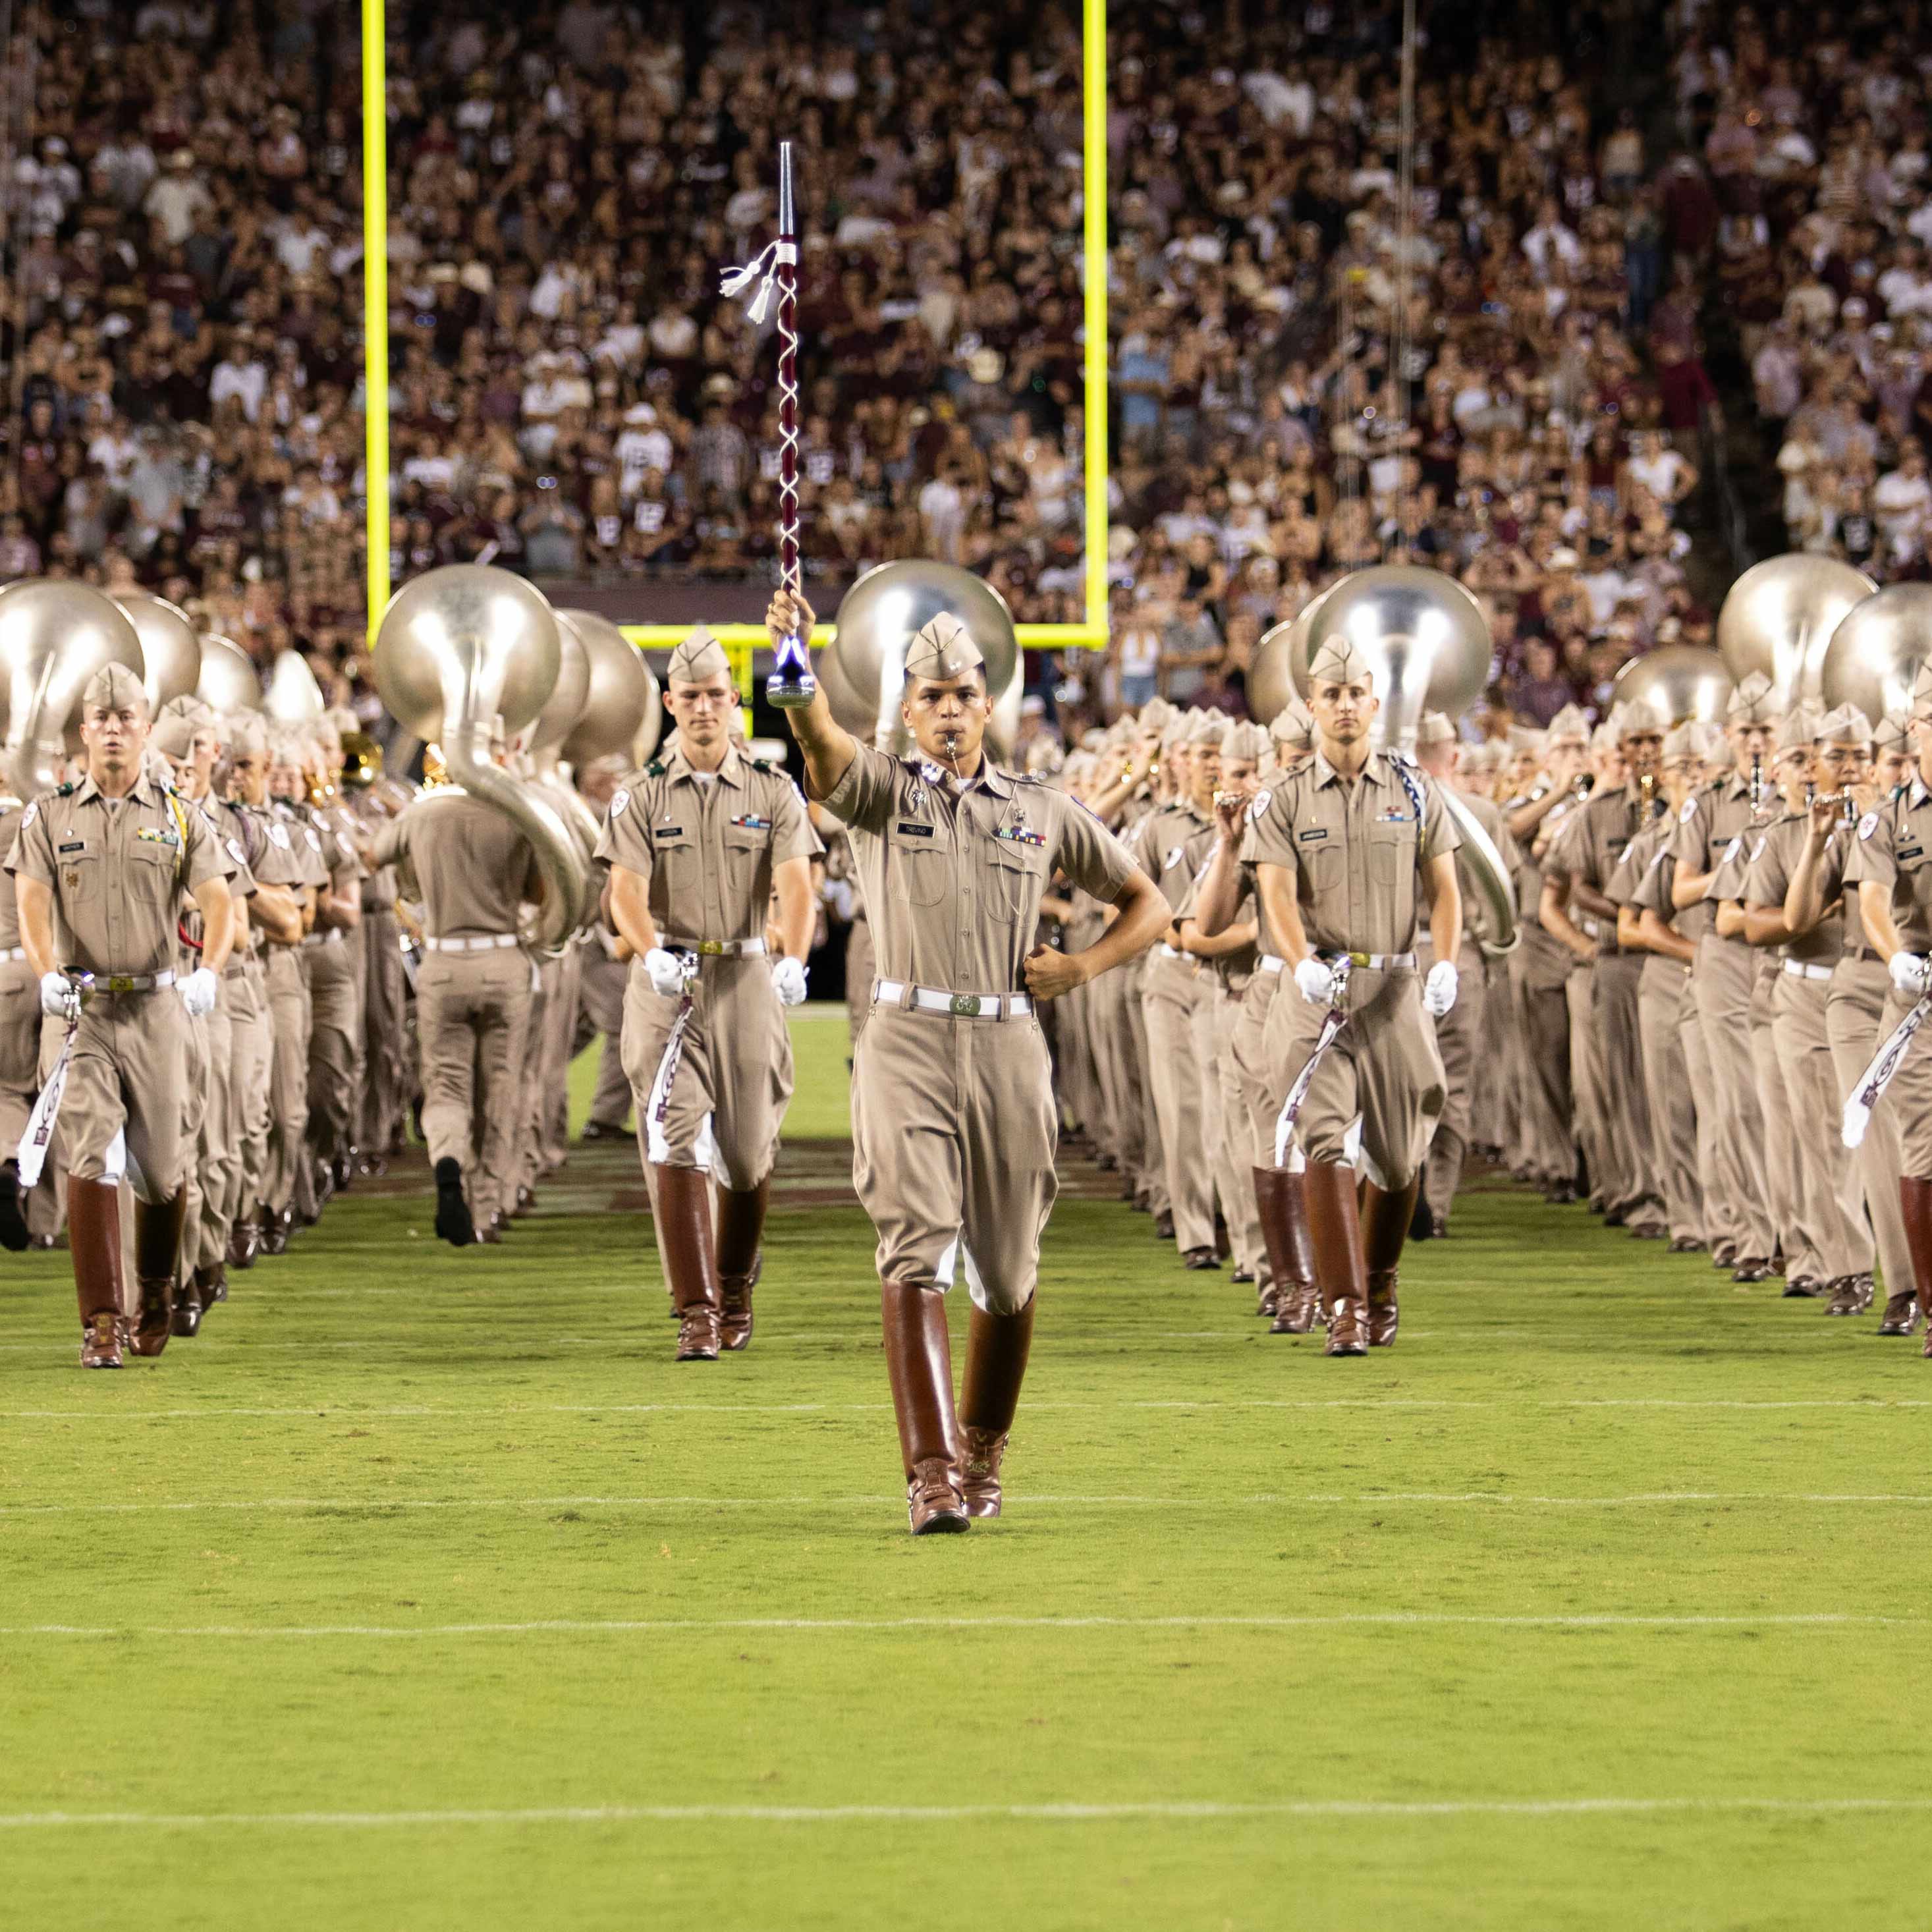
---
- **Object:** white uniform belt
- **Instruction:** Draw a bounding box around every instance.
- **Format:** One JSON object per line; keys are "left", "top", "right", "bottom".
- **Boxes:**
{"left": 0, "top": 947, "right": 24, "bottom": 963}
{"left": 1325, "top": 950, "right": 1417, "bottom": 971}
{"left": 660, "top": 935, "right": 767, "bottom": 958}
{"left": 300, "top": 929, "right": 343, "bottom": 949}
{"left": 872, "top": 978, "right": 1033, "bottom": 1020}
{"left": 1259, "top": 955, "right": 1285, "bottom": 975}
{"left": 74, "top": 970, "right": 175, "bottom": 993}
{"left": 424, "top": 933, "right": 520, "bottom": 953}
{"left": 1782, "top": 958, "right": 1833, "bottom": 981}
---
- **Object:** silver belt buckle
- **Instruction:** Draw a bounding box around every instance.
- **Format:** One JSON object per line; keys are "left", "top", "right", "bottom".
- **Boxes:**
{"left": 949, "top": 993, "right": 978, "bottom": 1016}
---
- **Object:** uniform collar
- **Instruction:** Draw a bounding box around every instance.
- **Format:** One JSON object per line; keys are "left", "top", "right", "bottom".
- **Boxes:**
{"left": 1911, "top": 775, "right": 1932, "bottom": 811}
{"left": 1308, "top": 748, "right": 1393, "bottom": 791}
{"left": 665, "top": 737, "right": 745, "bottom": 790}
{"left": 916, "top": 754, "right": 1014, "bottom": 798}
{"left": 72, "top": 770, "right": 159, "bottom": 807}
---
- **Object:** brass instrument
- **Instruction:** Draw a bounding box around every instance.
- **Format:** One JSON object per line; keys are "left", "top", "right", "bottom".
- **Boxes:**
{"left": 373, "top": 565, "right": 588, "bottom": 954}
{"left": 338, "top": 732, "right": 383, "bottom": 790}
{"left": 196, "top": 632, "right": 263, "bottom": 712}
{"left": 0, "top": 580, "right": 146, "bottom": 802}
{"left": 265, "top": 649, "right": 326, "bottom": 723}
{"left": 823, "top": 562, "right": 1020, "bottom": 757}
{"left": 1717, "top": 553, "right": 1876, "bottom": 705}
{"left": 1818, "top": 583, "right": 1932, "bottom": 722}
{"left": 1250, "top": 586, "right": 1335, "bottom": 727}
{"left": 111, "top": 592, "right": 200, "bottom": 710}
{"left": 556, "top": 610, "right": 659, "bottom": 771}
{"left": 1611, "top": 645, "right": 1734, "bottom": 727}
{"left": 1290, "top": 566, "right": 1518, "bottom": 954}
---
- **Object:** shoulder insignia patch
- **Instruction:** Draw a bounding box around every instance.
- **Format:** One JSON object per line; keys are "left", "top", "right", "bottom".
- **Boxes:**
{"left": 1248, "top": 787, "right": 1273, "bottom": 823}
{"left": 227, "top": 838, "right": 247, "bottom": 868}
{"left": 1163, "top": 844, "right": 1186, "bottom": 869}
{"left": 610, "top": 788, "right": 631, "bottom": 818}
{"left": 20, "top": 801, "right": 36, "bottom": 829}
{"left": 268, "top": 822, "right": 290, "bottom": 850}
{"left": 1860, "top": 812, "right": 1879, "bottom": 840}
{"left": 306, "top": 829, "right": 323, "bottom": 852}
{"left": 1678, "top": 796, "right": 1697, "bottom": 823}
{"left": 1721, "top": 836, "right": 1743, "bottom": 863}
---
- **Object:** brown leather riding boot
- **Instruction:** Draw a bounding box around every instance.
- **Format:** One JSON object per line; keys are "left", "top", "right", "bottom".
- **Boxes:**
{"left": 1304, "top": 1161, "right": 1369, "bottom": 1356}
{"left": 958, "top": 1296, "right": 1034, "bottom": 1520}
{"left": 656, "top": 1165, "right": 722, "bottom": 1362}
{"left": 1361, "top": 1175, "right": 1420, "bottom": 1348}
{"left": 716, "top": 1177, "right": 769, "bottom": 1352}
{"left": 1902, "top": 1176, "right": 1932, "bottom": 1360}
{"left": 881, "top": 1281, "right": 968, "bottom": 1535}
{"left": 1259, "top": 1167, "right": 1323, "bottom": 1335}
{"left": 69, "top": 1178, "right": 126, "bottom": 1369}
{"left": 128, "top": 1191, "right": 186, "bottom": 1358}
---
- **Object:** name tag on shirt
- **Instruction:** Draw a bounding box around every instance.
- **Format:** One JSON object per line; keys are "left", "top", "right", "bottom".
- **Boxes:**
{"left": 1901, "top": 846, "right": 1924, "bottom": 862}
{"left": 731, "top": 814, "right": 773, "bottom": 831}
{"left": 1298, "top": 827, "right": 1329, "bottom": 844}
{"left": 994, "top": 825, "right": 1047, "bottom": 848}
{"left": 653, "top": 825, "right": 686, "bottom": 841}
{"left": 895, "top": 821, "right": 935, "bottom": 839}
{"left": 57, "top": 840, "right": 87, "bottom": 855}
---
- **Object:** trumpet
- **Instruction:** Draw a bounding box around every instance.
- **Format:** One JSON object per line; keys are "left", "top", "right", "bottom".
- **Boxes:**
{"left": 1638, "top": 771, "right": 1660, "bottom": 820}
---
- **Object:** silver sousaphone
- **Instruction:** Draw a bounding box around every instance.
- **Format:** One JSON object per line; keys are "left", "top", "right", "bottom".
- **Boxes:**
{"left": 1611, "top": 645, "right": 1734, "bottom": 725}
{"left": 0, "top": 580, "right": 146, "bottom": 802}
{"left": 1292, "top": 565, "right": 1518, "bottom": 954}
{"left": 1716, "top": 553, "right": 1877, "bottom": 707}
{"left": 1819, "top": 582, "right": 1932, "bottom": 723}
{"left": 373, "top": 565, "right": 588, "bottom": 954}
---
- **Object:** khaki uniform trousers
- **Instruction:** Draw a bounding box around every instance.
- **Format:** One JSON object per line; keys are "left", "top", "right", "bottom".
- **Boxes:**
{"left": 1084, "top": 946, "right": 1142, "bottom": 1187}
{"left": 572, "top": 941, "right": 634, "bottom": 1132}
{"left": 1676, "top": 972, "right": 1735, "bottom": 1258}
{"left": 227, "top": 960, "right": 273, "bottom": 1230}
{"left": 1513, "top": 954, "right": 1576, "bottom": 1189}
{"left": 619, "top": 954, "right": 792, "bottom": 1189}
{"left": 1638, "top": 960, "right": 1703, "bottom": 1246}
{"left": 417, "top": 947, "right": 533, "bottom": 1227}
{"left": 1750, "top": 962, "right": 1823, "bottom": 1282}
{"left": 0, "top": 956, "right": 62, "bottom": 1238}
{"left": 1693, "top": 936, "right": 1777, "bottom": 1262}
{"left": 40, "top": 985, "right": 190, "bottom": 1197}
{"left": 1230, "top": 964, "right": 1287, "bottom": 1286}
{"left": 1476, "top": 953, "right": 1516, "bottom": 1158}
{"left": 511, "top": 955, "right": 555, "bottom": 1203}
{"left": 1265, "top": 965, "right": 1445, "bottom": 1189}
{"left": 539, "top": 943, "right": 580, "bottom": 1169}
{"left": 844, "top": 918, "right": 874, "bottom": 1053}
{"left": 1593, "top": 952, "right": 1666, "bottom": 1228}
{"left": 180, "top": 997, "right": 229, "bottom": 1275}
{"left": 1774, "top": 968, "right": 1872, "bottom": 1283}
{"left": 1830, "top": 958, "right": 1914, "bottom": 1298}
{"left": 1142, "top": 950, "right": 1217, "bottom": 1252}
{"left": 850, "top": 1002, "right": 1055, "bottom": 1316}
{"left": 1566, "top": 963, "right": 1616, "bottom": 1209}
{"left": 1130, "top": 957, "right": 1167, "bottom": 1215}
{"left": 1199, "top": 983, "right": 1259, "bottom": 1276}
{"left": 356, "top": 909, "right": 408, "bottom": 1157}
{"left": 299, "top": 933, "right": 361, "bottom": 1212}
{"left": 1418, "top": 935, "right": 1487, "bottom": 1229}
{"left": 262, "top": 945, "right": 311, "bottom": 1216}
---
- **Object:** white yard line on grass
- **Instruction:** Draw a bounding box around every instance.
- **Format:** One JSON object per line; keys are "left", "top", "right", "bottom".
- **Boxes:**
{"left": 0, "top": 1612, "right": 1916, "bottom": 1640}
{"left": 3, "top": 1796, "right": 1931, "bottom": 1831}
{"left": 4, "top": 1490, "right": 1931, "bottom": 1516}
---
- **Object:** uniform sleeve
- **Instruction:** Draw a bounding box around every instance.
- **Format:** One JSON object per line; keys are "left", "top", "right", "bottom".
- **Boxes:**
{"left": 816, "top": 742, "right": 898, "bottom": 833}
{"left": 179, "top": 796, "right": 225, "bottom": 893}
{"left": 1605, "top": 837, "right": 1646, "bottom": 908}
{"left": 1544, "top": 809, "right": 1586, "bottom": 878}
{"left": 4, "top": 798, "right": 55, "bottom": 883}
{"left": 1420, "top": 773, "right": 1463, "bottom": 863}
{"left": 207, "top": 809, "right": 256, "bottom": 896}
{"left": 1051, "top": 794, "right": 1140, "bottom": 904}
{"left": 1668, "top": 788, "right": 1711, "bottom": 869}
{"left": 1628, "top": 845, "right": 1675, "bottom": 917}
{"left": 1240, "top": 784, "right": 1299, "bottom": 873}
{"left": 767, "top": 773, "right": 822, "bottom": 864}
{"left": 1742, "top": 825, "right": 1794, "bottom": 906}
{"left": 1846, "top": 808, "right": 1897, "bottom": 891}
{"left": 1708, "top": 830, "right": 1757, "bottom": 900}
{"left": 592, "top": 781, "right": 657, "bottom": 878}
{"left": 331, "top": 822, "right": 369, "bottom": 883}
{"left": 372, "top": 817, "right": 404, "bottom": 871}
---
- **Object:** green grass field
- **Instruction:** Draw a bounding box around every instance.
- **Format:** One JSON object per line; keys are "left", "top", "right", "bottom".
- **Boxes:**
{"left": 3, "top": 1010, "right": 1929, "bottom": 1929}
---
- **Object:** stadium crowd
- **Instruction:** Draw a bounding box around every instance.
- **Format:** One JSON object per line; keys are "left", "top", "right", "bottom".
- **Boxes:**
{"left": 0, "top": 0, "right": 1835, "bottom": 731}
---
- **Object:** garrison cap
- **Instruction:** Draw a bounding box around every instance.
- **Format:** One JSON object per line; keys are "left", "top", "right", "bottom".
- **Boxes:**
{"left": 1270, "top": 698, "right": 1314, "bottom": 750}
{"left": 82, "top": 661, "right": 148, "bottom": 713}
{"left": 226, "top": 713, "right": 269, "bottom": 759}
{"left": 1613, "top": 698, "right": 1665, "bottom": 738}
{"left": 1591, "top": 721, "right": 1620, "bottom": 754}
{"left": 1508, "top": 725, "right": 1547, "bottom": 756}
{"left": 1221, "top": 720, "right": 1269, "bottom": 761}
{"left": 1726, "top": 671, "right": 1782, "bottom": 724}
{"left": 1160, "top": 714, "right": 1192, "bottom": 752}
{"left": 150, "top": 709, "right": 201, "bottom": 759}
{"left": 159, "top": 694, "right": 215, "bottom": 729}
{"left": 1875, "top": 709, "right": 1912, "bottom": 749}
{"left": 667, "top": 624, "right": 732, "bottom": 685}
{"left": 1547, "top": 703, "right": 1591, "bottom": 743}
{"left": 1138, "top": 696, "right": 1176, "bottom": 731}
{"left": 1775, "top": 705, "right": 1821, "bottom": 756}
{"left": 903, "top": 611, "right": 984, "bottom": 682}
{"left": 1416, "top": 711, "right": 1456, "bottom": 747}
{"left": 1306, "top": 636, "right": 1375, "bottom": 688}
{"left": 1188, "top": 713, "right": 1228, "bottom": 748}
{"left": 1813, "top": 702, "right": 1873, "bottom": 746}
{"left": 1662, "top": 721, "right": 1703, "bottom": 761}
{"left": 1914, "top": 659, "right": 1932, "bottom": 720}
{"left": 1463, "top": 740, "right": 1502, "bottom": 773}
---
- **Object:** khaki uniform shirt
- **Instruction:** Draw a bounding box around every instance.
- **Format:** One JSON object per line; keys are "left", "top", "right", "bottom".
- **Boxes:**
{"left": 593, "top": 740, "right": 819, "bottom": 945}
{"left": 818, "top": 743, "right": 1139, "bottom": 993}
{"left": 1509, "top": 790, "right": 1582, "bottom": 990}
{"left": 1742, "top": 812, "right": 1846, "bottom": 967}
{"left": 1132, "top": 802, "right": 1214, "bottom": 914}
{"left": 177, "top": 793, "right": 259, "bottom": 967}
{"left": 1846, "top": 779, "right": 1932, "bottom": 953}
{"left": 1548, "top": 784, "right": 1652, "bottom": 957}
{"left": 0, "top": 805, "right": 22, "bottom": 950}
{"left": 1670, "top": 771, "right": 1759, "bottom": 943}
{"left": 375, "top": 790, "right": 541, "bottom": 941}
{"left": 1239, "top": 750, "right": 1460, "bottom": 958}
{"left": 5, "top": 773, "right": 225, "bottom": 977}
{"left": 271, "top": 798, "right": 332, "bottom": 897}
{"left": 1173, "top": 858, "right": 1259, "bottom": 992}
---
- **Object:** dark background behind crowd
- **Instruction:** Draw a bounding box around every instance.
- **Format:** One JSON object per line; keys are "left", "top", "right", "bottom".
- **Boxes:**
{"left": 1, "top": 0, "right": 1921, "bottom": 742}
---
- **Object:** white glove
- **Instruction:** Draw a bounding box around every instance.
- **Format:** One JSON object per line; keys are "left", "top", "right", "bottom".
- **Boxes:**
{"left": 179, "top": 966, "right": 219, "bottom": 1018}
{"left": 1423, "top": 960, "right": 1459, "bottom": 1018}
{"left": 772, "top": 956, "right": 808, "bottom": 1007}
{"left": 1892, "top": 951, "right": 1931, "bottom": 997}
{"left": 1293, "top": 956, "right": 1335, "bottom": 1005}
{"left": 644, "top": 947, "right": 688, "bottom": 998}
{"left": 40, "top": 972, "right": 79, "bottom": 1022}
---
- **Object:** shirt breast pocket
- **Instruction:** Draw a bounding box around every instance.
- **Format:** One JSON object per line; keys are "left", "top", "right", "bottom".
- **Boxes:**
{"left": 988, "top": 838, "right": 1049, "bottom": 922}
{"left": 57, "top": 848, "right": 104, "bottom": 906}
{"left": 887, "top": 826, "right": 946, "bottom": 907}
{"left": 1369, "top": 820, "right": 1419, "bottom": 886}
{"left": 125, "top": 844, "right": 179, "bottom": 904}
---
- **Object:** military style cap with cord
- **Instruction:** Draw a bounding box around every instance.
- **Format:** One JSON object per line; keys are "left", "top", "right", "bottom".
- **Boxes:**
{"left": 1138, "top": 696, "right": 1176, "bottom": 731}
{"left": 1662, "top": 721, "right": 1703, "bottom": 761}
{"left": 1271, "top": 697, "right": 1315, "bottom": 749}
{"left": 1775, "top": 704, "right": 1821, "bottom": 756}
{"left": 1614, "top": 697, "right": 1665, "bottom": 738}
{"left": 667, "top": 625, "right": 732, "bottom": 686}
{"left": 1307, "top": 636, "right": 1375, "bottom": 688}
{"left": 1727, "top": 670, "right": 1782, "bottom": 725}
{"left": 903, "top": 611, "right": 984, "bottom": 682}
{"left": 1813, "top": 703, "right": 1873, "bottom": 746}
{"left": 1221, "top": 719, "right": 1269, "bottom": 762}
{"left": 150, "top": 711, "right": 200, "bottom": 761}
{"left": 1416, "top": 711, "right": 1456, "bottom": 747}
{"left": 81, "top": 661, "right": 148, "bottom": 713}
{"left": 1547, "top": 704, "right": 1591, "bottom": 743}
{"left": 1875, "top": 709, "right": 1912, "bottom": 749}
